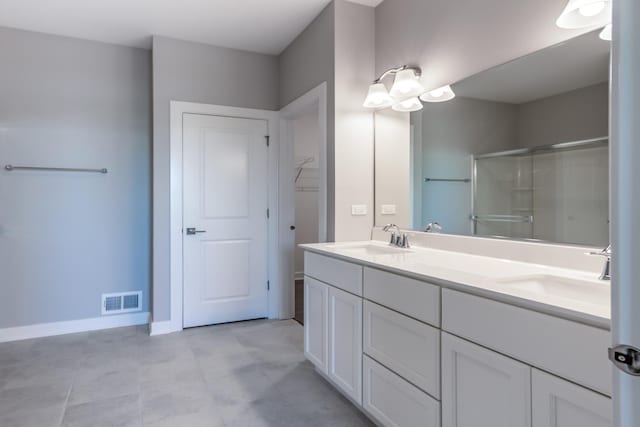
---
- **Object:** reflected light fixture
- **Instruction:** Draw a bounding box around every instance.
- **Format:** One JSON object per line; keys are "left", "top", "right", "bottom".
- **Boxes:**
{"left": 420, "top": 85, "right": 456, "bottom": 103}
{"left": 599, "top": 23, "right": 612, "bottom": 41}
{"left": 556, "top": 0, "right": 611, "bottom": 29}
{"left": 363, "top": 83, "right": 394, "bottom": 108}
{"left": 392, "top": 97, "right": 423, "bottom": 113}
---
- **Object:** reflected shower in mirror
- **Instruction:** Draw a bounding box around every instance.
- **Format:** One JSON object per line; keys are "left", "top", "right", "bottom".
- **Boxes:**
{"left": 374, "top": 30, "right": 610, "bottom": 246}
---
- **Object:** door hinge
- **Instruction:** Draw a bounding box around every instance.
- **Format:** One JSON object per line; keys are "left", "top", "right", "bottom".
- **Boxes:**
{"left": 266, "top": 208, "right": 270, "bottom": 219}
{"left": 265, "top": 135, "right": 270, "bottom": 147}
{"left": 267, "top": 280, "right": 270, "bottom": 291}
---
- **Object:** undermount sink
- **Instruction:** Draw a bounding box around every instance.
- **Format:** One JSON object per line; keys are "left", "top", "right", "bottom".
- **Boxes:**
{"left": 325, "top": 243, "right": 412, "bottom": 256}
{"left": 491, "top": 274, "right": 609, "bottom": 307}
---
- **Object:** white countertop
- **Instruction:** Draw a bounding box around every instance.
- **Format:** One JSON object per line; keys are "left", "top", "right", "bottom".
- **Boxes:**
{"left": 301, "top": 240, "right": 611, "bottom": 330}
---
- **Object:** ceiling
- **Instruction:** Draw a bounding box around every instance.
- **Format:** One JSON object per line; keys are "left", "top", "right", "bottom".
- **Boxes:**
{"left": 0, "top": 0, "right": 383, "bottom": 54}
{"left": 453, "top": 30, "right": 610, "bottom": 104}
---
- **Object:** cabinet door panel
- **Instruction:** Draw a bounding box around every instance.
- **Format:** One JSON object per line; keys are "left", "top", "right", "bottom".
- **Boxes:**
{"left": 532, "top": 369, "right": 611, "bottom": 427}
{"left": 442, "top": 332, "right": 531, "bottom": 427}
{"left": 304, "top": 276, "right": 328, "bottom": 373}
{"left": 329, "top": 286, "right": 363, "bottom": 404}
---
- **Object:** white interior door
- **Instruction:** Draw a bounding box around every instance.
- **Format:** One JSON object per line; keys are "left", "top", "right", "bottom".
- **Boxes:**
{"left": 182, "top": 113, "right": 269, "bottom": 328}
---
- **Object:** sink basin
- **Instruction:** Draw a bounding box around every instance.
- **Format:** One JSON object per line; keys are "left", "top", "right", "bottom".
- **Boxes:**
{"left": 491, "top": 274, "right": 609, "bottom": 307}
{"left": 325, "top": 243, "right": 412, "bottom": 256}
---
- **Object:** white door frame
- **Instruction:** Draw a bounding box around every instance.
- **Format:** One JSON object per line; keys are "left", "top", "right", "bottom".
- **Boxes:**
{"left": 163, "top": 101, "right": 281, "bottom": 334}
{"left": 279, "top": 83, "right": 328, "bottom": 317}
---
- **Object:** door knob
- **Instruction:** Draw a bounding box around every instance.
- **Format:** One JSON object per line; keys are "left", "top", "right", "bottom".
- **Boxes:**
{"left": 186, "top": 228, "right": 206, "bottom": 235}
{"left": 290, "top": 225, "right": 296, "bottom": 230}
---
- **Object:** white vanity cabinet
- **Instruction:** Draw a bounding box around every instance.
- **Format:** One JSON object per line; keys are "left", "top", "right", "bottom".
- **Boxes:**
{"left": 302, "top": 247, "right": 612, "bottom": 427}
{"left": 532, "top": 369, "right": 612, "bottom": 427}
{"left": 441, "top": 332, "right": 532, "bottom": 427}
{"left": 304, "top": 252, "right": 363, "bottom": 404}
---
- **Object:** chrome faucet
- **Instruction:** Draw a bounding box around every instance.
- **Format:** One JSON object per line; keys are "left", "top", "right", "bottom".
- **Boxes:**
{"left": 425, "top": 222, "right": 442, "bottom": 233}
{"left": 588, "top": 245, "right": 611, "bottom": 280}
{"left": 382, "top": 224, "right": 410, "bottom": 248}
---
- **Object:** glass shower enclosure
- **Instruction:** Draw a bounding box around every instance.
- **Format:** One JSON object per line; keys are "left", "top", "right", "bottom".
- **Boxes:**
{"left": 472, "top": 137, "right": 609, "bottom": 247}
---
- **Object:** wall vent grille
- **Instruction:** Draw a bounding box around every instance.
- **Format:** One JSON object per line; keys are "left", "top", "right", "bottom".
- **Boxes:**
{"left": 102, "top": 291, "right": 142, "bottom": 315}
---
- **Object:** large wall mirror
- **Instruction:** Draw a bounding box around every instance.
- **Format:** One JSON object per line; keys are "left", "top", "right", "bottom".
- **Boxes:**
{"left": 374, "top": 30, "right": 610, "bottom": 247}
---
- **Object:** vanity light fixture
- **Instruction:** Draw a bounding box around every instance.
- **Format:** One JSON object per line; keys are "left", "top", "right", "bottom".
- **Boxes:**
{"left": 363, "top": 65, "right": 423, "bottom": 109}
{"left": 363, "top": 65, "right": 456, "bottom": 110}
{"left": 389, "top": 68, "right": 425, "bottom": 98}
{"left": 363, "top": 83, "right": 394, "bottom": 108}
{"left": 420, "top": 85, "right": 456, "bottom": 103}
{"left": 392, "top": 97, "right": 423, "bottom": 113}
{"left": 556, "top": 0, "right": 611, "bottom": 29}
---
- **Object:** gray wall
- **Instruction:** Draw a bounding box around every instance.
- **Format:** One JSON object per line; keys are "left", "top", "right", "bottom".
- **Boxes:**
{"left": 375, "top": 0, "right": 592, "bottom": 92}
{"left": 516, "top": 82, "right": 609, "bottom": 148}
{"left": 279, "top": 2, "right": 336, "bottom": 240}
{"left": 152, "top": 36, "right": 279, "bottom": 321}
{"left": 0, "top": 27, "right": 151, "bottom": 328}
{"left": 333, "top": 0, "right": 375, "bottom": 241}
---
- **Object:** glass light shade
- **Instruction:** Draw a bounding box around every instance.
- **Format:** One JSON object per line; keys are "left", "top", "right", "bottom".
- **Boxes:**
{"left": 392, "top": 97, "right": 423, "bottom": 113}
{"left": 389, "top": 69, "right": 425, "bottom": 98}
{"left": 556, "top": 0, "right": 611, "bottom": 29}
{"left": 363, "top": 83, "right": 394, "bottom": 108}
{"left": 599, "top": 23, "right": 612, "bottom": 41}
{"left": 420, "top": 85, "right": 456, "bottom": 103}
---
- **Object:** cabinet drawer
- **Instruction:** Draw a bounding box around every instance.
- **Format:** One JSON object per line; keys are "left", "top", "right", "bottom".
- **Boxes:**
{"left": 364, "top": 267, "right": 440, "bottom": 327}
{"left": 442, "top": 289, "right": 611, "bottom": 396}
{"left": 364, "top": 301, "right": 440, "bottom": 398}
{"left": 305, "top": 252, "right": 363, "bottom": 296}
{"left": 363, "top": 355, "right": 440, "bottom": 427}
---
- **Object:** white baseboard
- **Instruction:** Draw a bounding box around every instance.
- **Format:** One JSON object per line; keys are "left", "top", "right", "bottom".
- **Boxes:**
{"left": 149, "top": 319, "right": 182, "bottom": 336}
{"left": 0, "top": 312, "right": 150, "bottom": 343}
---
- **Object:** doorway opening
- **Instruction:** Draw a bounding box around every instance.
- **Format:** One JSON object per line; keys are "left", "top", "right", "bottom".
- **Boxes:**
{"left": 280, "top": 83, "right": 328, "bottom": 326}
{"left": 292, "top": 110, "right": 321, "bottom": 324}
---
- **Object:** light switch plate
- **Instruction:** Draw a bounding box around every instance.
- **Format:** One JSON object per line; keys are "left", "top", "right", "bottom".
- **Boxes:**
{"left": 381, "top": 204, "right": 397, "bottom": 215}
{"left": 351, "top": 204, "right": 368, "bottom": 216}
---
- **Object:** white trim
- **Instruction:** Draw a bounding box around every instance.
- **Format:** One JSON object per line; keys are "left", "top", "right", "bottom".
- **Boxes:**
{"left": 169, "top": 101, "right": 281, "bottom": 336}
{"left": 0, "top": 312, "right": 150, "bottom": 343}
{"left": 149, "top": 319, "right": 181, "bottom": 336}
{"left": 279, "top": 83, "right": 328, "bottom": 319}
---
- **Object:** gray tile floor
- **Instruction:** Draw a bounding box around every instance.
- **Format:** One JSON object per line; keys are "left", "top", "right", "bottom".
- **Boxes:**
{"left": 0, "top": 319, "right": 374, "bottom": 427}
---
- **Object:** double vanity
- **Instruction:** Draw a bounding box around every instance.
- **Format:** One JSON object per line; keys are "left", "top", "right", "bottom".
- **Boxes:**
{"left": 301, "top": 233, "right": 611, "bottom": 427}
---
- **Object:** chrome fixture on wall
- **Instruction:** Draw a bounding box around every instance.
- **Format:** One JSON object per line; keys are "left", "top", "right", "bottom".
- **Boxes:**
{"left": 556, "top": 0, "right": 612, "bottom": 41}
{"left": 363, "top": 65, "right": 456, "bottom": 112}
